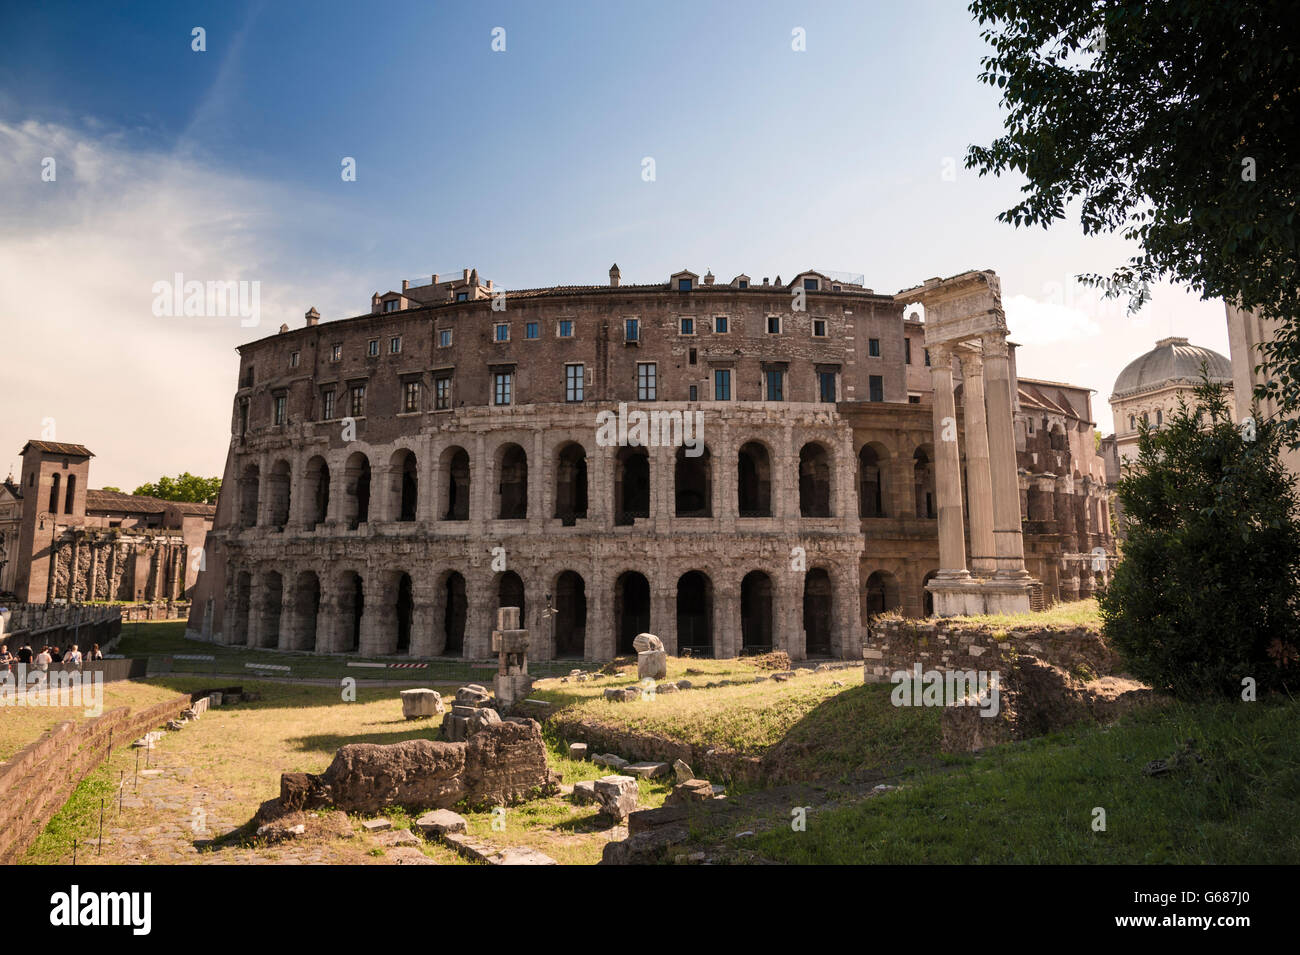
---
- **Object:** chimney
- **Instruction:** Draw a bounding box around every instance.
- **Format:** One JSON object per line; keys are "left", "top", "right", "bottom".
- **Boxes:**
{"left": 305, "top": 307, "right": 320, "bottom": 327}
{"left": 401, "top": 279, "right": 410, "bottom": 291}
{"left": 609, "top": 263, "right": 621, "bottom": 287}
{"left": 762, "top": 277, "right": 770, "bottom": 286}
{"left": 462, "top": 268, "right": 469, "bottom": 282}
{"left": 487, "top": 279, "right": 493, "bottom": 290}
{"left": 279, "top": 323, "right": 289, "bottom": 334}
{"left": 432, "top": 273, "right": 439, "bottom": 285}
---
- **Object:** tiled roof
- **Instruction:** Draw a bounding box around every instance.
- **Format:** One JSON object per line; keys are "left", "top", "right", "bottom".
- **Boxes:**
{"left": 19, "top": 440, "right": 94, "bottom": 458}
{"left": 84, "top": 489, "right": 167, "bottom": 514}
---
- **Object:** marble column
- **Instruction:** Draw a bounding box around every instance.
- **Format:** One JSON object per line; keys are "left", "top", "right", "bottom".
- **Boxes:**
{"left": 957, "top": 348, "right": 997, "bottom": 576}
{"left": 929, "top": 344, "right": 969, "bottom": 580}
{"left": 981, "top": 333, "right": 1030, "bottom": 578}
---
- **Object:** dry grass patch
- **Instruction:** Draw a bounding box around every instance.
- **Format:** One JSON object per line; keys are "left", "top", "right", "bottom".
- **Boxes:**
{"left": 0, "top": 678, "right": 184, "bottom": 762}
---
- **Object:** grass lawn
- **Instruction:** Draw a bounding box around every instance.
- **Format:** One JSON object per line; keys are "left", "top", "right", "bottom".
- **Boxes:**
{"left": 0, "top": 679, "right": 185, "bottom": 762}
{"left": 918, "top": 597, "right": 1103, "bottom": 632}
{"left": 730, "top": 694, "right": 1300, "bottom": 864}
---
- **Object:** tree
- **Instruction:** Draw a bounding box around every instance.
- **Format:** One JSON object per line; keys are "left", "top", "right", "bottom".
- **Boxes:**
{"left": 966, "top": 0, "right": 1300, "bottom": 439}
{"left": 133, "top": 473, "right": 221, "bottom": 504}
{"left": 1098, "top": 377, "right": 1300, "bottom": 698}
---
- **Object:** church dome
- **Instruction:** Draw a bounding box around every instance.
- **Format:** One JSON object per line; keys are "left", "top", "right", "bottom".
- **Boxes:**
{"left": 1111, "top": 337, "right": 1232, "bottom": 399}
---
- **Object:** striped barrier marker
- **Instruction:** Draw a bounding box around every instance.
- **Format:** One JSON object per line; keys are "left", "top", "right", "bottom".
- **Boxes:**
{"left": 388, "top": 663, "right": 428, "bottom": 669}
{"left": 245, "top": 662, "right": 291, "bottom": 672}
{"left": 175, "top": 654, "right": 216, "bottom": 661}
{"left": 346, "top": 662, "right": 387, "bottom": 669}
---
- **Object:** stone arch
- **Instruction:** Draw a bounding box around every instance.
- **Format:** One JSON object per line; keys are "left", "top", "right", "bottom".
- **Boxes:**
{"left": 803, "top": 567, "right": 833, "bottom": 656}
{"left": 337, "top": 570, "right": 364, "bottom": 652}
{"left": 395, "top": 571, "right": 414, "bottom": 653}
{"left": 441, "top": 570, "right": 467, "bottom": 655}
{"left": 292, "top": 570, "right": 320, "bottom": 651}
{"left": 737, "top": 440, "right": 772, "bottom": 517}
{"left": 554, "top": 570, "right": 587, "bottom": 658}
{"left": 497, "top": 570, "right": 526, "bottom": 622}
{"left": 304, "top": 456, "right": 329, "bottom": 528}
{"left": 614, "top": 446, "right": 650, "bottom": 525}
{"left": 441, "top": 446, "right": 471, "bottom": 521}
{"left": 614, "top": 570, "right": 651, "bottom": 655}
{"left": 675, "top": 444, "right": 712, "bottom": 517}
{"left": 858, "top": 442, "right": 890, "bottom": 518}
{"left": 268, "top": 459, "right": 292, "bottom": 530}
{"left": 342, "top": 452, "right": 371, "bottom": 529}
{"left": 64, "top": 473, "right": 76, "bottom": 514}
{"left": 239, "top": 463, "right": 260, "bottom": 529}
{"left": 676, "top": 570, "right": 713, "bottom": 657}
{"left": 798, "top": 442, "right": 832, "bottom": 518}
{"left": 259, "top": 571, "right": 283, "bottom": 648}
{"left": 496, "top": 443, "right": 528, "bottom": 520}
{"left": 554, "top": 441, "right": 588, "bottom": 525}
{"left": 913, "top": 445, "right": 936, "bottom": 518}
{"left": 864, "top": 570, "right": 901, "bottom": 621}
{"left": 48, "top": 473, "right": 61, "bottom": 514}
{"left": 391, "top": 448, "right": 418, "bottom": 522}
{"left": 740, "top": 570, "right": 774, "bottom": 653}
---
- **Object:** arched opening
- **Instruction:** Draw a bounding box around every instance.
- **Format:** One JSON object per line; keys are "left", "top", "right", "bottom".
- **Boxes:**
{"left": 554, "top": 442, "right": 588, "bottom": 525}
{"left": 231, "top": 571, "right": 252, "bottom": 645}
{"left": 676, "top": 571, "right": 713, "bottom": 657}
{"left": 737, "top": 441, "right": 771, "bottom": 517}
{"left": 864, "top": 570, "right": 901, "bottom": 621}
{"left": 497, "top": 443, "right": 528, "bottom": 519}
{"left": 442, "top": 447, "right": 470, "bottom": 521}
{"left": 293, "top": 571, "right": 320, "bottom": 651}
{"left": 497, "top": 570, "right": 525, "bottom": 622}
{"left": 48, "top": 473, "right": 60, "bottom": 514}
{"left": 443, "top": 571, "right": 467, "bottom": 655}
{"left": 239, "top": 464, "right": 259, "bottom": 529}
{"left": 268, "top": 460, "right": 291, "bottom": 529}
{"left": 799, "top": 443, "right": 831, "bottom": 517}
{"left": 914, "top": 446, "right": 935, "bottom": 519}
{"left": 614, "top": 571, "right": 651, "bottom": 655}
{"left": 922, "top": 570, "right": 939, "bottom": 617}
{"left": 803, "top": 568, "right": 833, "bottom": 656}
{"left": 305, "top": 456, "right": 329, "bottom": 528}
{"left": 740, "top": 570, "right": 773, "bottom": 653}
{"left": 674, "top": 445, "right": 712, "bottom": 517}
{"left": 554, "top": 571, "right": 587, "bottom": 658}
{"left": 393, "top": 449, "right": 418, "bottom": 522}
{"left": 615, "top": 447, "right": 650, "bottom": 526}
{"left": 343, "top": 453, "right": 370, "bottom": 529}
{"left": 260, "top": 571, "right": 283, "bottom": 648}
{"left": 64, "top": 474, "right": 76, "bottom": 514}
{"left": 858, "top": 444, "right": 888, "bottom": 518}
{"left": 1049, "top": 424, "right": 1066, "bottom": 451}
{"left": 395, "top": 572, "right": 413, "bottom": 653}
{"left": 338, "top": 571, "right": 363, "bottom": 652}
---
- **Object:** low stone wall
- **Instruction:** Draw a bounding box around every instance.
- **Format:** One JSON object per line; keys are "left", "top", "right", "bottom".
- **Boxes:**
{"left": 863, "top": 617, "right": 1117, "bottom": 683}
{"left": 0, "top": 604, "right": 122, "bottom": 652}
{"left": 0, "top": 693, "right": 193, "bottom": 863}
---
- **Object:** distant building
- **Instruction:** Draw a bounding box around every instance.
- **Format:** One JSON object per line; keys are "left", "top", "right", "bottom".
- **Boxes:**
{"left": 0, "top": 441, "right": 215, "bottom": 604}
{"left": 1225, "top": 301, "right": 1300, "bottom": 475}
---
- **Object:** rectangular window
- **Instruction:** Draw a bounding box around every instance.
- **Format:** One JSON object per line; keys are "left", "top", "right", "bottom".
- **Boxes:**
{"left": 558, "top": 320, "right": 574, "bottom": 338}
{"left": 350, "top": 384, "right": 366, "bottom": 417}
{"left": 526, "top": 322, "right": 539, "bottom": 339}
{"left": 274, "top": 395, "right": 287, "bottom": 425}
{"left": 383, "top": 299, "right": 400, "bottom": 312}
{"left": 289, "top": 351, "right": 299, "bottom": 368}
{"left": 331, "top": 344, "right": 342, "bottom": 361}
{"left": 435, "top": 377, "right": 451, "bottom": 411}
{"left": 688, "top": 348, "right": 697, "bottom": 365}
{"left": 565, "top": 364, "right": 584, "bottom": 402}
{"left": 637, "top": 362, "right": 657, "bottom": 400}
{"left": 819, "top": 372, "right": 836, "bottom": 403}
{"left": 368, "top": 339, "right": 379, "bottom": 357}
{"left": 438, "top": 328, "right": 452, "bottom": 348}
{"left": 803, "top": 278, "right": 819, "bottom": 291}
{"left": 625, "top": 318, "right": 639, "bottom": 342}
{"left": 737, "top": 280, "right": 748, "bottom": 289}
{"left": 765, "top": 369, "right": 784, "bottom": 401}
{"left": 908, "top": 394, "right": 921, "bottom": 404}
{"left": 714, "top": 315, "right": 728, "bottom": 333}
{"left": 689, "top": 384, "right": 698, "bottom": 401}
{"left": 456, "top": 291, "right": 468, "bottom": 301}
{"left": 322, "top": 390, "right": 335, "bottom": 420}
{"left": 905, "top": 338, "right": 912, "bottom": 364}
{"left": 494, "top": 323, "right": 509, "bottom": 342}
{"left": 767, "top": 315, "right": 781, "bottom": 334}
{"left": 678, "top": 278, "right": 692, "bottom": 291}
{"left": 390, "top": 336, "right": 402, "bottom": 354}
{"left": 714, "top": 369, "right": 731, "bottom": 400}
{"left": 494, "top": 372, "right": 512, "bottom": 406}
{"left": 869, "top": 375, "right": 884, "bottom": 402}
{"left": 924, "top": 348, "right": 931, "bottom": 367}
{"left": 812, "top": 318, "right": 827, "bottom": 337}
{"left": 680, "top": 317, "right": 694, "bottom": 335}
{"left": 403, "top": 380, "right": 419, "bottom": 413}
{"left": 869, "top": 338, "right": 881, "bottom": 357}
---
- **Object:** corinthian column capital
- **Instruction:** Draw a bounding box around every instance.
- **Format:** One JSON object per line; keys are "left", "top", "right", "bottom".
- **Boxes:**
{"left": 980, "top": 332, "right": 1010, "bottom": 360}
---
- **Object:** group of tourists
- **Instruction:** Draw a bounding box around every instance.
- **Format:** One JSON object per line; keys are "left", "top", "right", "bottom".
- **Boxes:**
{"left": 0, "top": 641, "right": 103, "bottom": 674}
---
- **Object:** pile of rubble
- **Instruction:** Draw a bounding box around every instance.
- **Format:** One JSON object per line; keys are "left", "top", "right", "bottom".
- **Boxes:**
{"left": 440, "top": 684, "right": 503, "bottom": 741}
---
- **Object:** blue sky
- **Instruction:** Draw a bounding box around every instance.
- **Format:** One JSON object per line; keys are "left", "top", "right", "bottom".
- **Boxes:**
{"left": 0, "top": 0, "right": 1231, "bottom": 487}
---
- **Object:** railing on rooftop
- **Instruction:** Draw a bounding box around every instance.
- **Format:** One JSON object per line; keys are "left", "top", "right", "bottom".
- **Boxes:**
{"left": 818, "top": 269, "right": 867, "bottom": 287}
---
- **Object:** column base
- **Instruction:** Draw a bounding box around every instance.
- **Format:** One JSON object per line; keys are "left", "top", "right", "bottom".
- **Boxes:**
{"left": 926, "top": 576, "right": 1037, "bottom": 617}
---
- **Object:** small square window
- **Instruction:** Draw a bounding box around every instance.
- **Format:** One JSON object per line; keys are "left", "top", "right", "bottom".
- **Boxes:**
{"left": 678, "top": 278, "right": 692, "bottom": 291}
{"left": 330, "top": 344, "right": 342, "bottom": 361}
{"left": 289, "top": 351, "right": 300, "bottom": 368}
{"left": 558, "top": 320, "right": 574, "bottom": 338}
{"left": 803, "top": 278, "right": 818, "bottom": 291}
{"left": 714, "top": 315, "right": 728, "bottom": 333}
{"left": 680, "top": 317, "right": 694, "bottom": 335}
{"left": 737, "top": 280, "right": 748, "bottom": 289}
{"left": 767, "top": 316, "right": 781, "bottom": 335}
{"left": 869, "top": 338, "right": 880, "bottom": 357}
{"left": 367, "top": 339, "right": 379, "bottom": 357}
{"left": 812, "top": 319, "right": 827, "bottom": 337}
{"left": 908, "top": 394, "right": 921, "bottom": 404}
{"left": 390, "top": 336, "right": 402, "bottom": 354}
{"left": 456, "top": 291, "right": 469, "bottom": 302}
{"left": 438, "top": 329, "right": 452, "bottom": 348}
{"left": 494, "top": 323, "right": 510, "bottom": 342}
{"left": 526, "top": 322, "right": 539, "bottom": 339}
